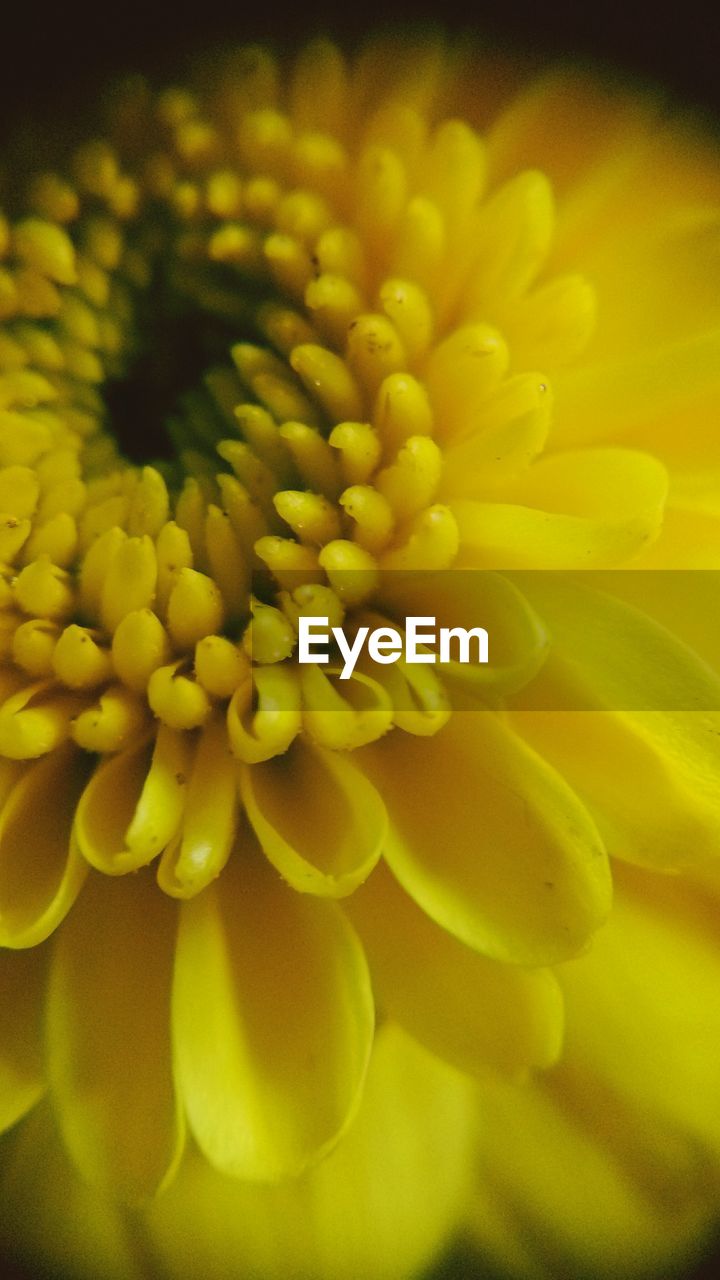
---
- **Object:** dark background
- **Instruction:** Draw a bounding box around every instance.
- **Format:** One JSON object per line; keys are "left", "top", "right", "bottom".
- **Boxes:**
{"left": 1, "top": 0, "right": 720, "bottom": 132}
{"left": 2, "top": 0, "right": 720, "bottom": 1277}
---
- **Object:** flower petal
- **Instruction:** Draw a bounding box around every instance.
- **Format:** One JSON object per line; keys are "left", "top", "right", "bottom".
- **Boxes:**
{"left": 0, "top": 743, "right": 91, "bottom": 947}
{"left": 148, "top": 1024, "right": 476, "bottom": 1280}
{"left": 0, "top": 1102, "right": 146, "bottom": 1280}
{"left": 556, "top": 862, "right": 720, "bottom": 1162}
{"left": 469, "top": 1072, "right": 714, "bottom": 1280}
{"left": 579, "top": 212, "right": 720, "bottom": 359}
{"left": 439, "top": 377, "right": 551, "bottom": 494}
{"left": 73, "top": 729, "right": 190, "bottom": 876}
{"left": 511, "top": 575, "right": 720, "bottom": 870}
{"left": 460, "top": 169, "right": 554, "bottom": 313}
{"left": 240, "top": 737, "right": 386, "bottom": 897}
{"left": 452, "top": 448, "right": 668, "bottom": 568}
{"left": 349, "top": 861, "right": 564, "bottom": 1078}
{"left": 377, "top": 568, "right": 549, "bottom": 697}
{"left": 172, "top": 838, "right": 374, "bottom": 1181}
{"left": 631, "top": 505, "right": 720, "bottom": 567}
{"left": 46, "top": 869, "right": 183, "bottom": 1200}
{"left": 357, "top": 711, "right": 611, "bottom": 965}
{"left": 157, "top": 710, "right": 238, "bottom": 898}
{"left": 486, "top": 67, "right": 661, "bottom": 197}
{"left": 552, "top": 329, "right": 720, "bottom": 452}
{"left": 0, "top": 944, "right": 46, "bottom": 1133}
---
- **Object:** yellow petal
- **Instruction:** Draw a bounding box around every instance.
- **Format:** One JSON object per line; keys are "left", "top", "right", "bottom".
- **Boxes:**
{"left": 12, "top": 218, "right": 77, "bottom": 284}
{"left": 486, "top": 67, "right": 659, "bottom": 196}
{"left": 422, "top": 118, "right": 485, "bottom": 229}
{"left": 469, "top": 1071, "right": 714, "bottom": 1280}
{"left": 371, "top": 658, "right": 451, "bottom": 737}
{"left": 157, "top": 710, "right": 238, "bottom": 898}
{"left": 461, "top": 169, "right": 554, "bottom": 313}
{"left": 70, "top": 683, "right": 149, "bottom": 754}
{"left": 378, "top": 503, "right": 459, "bottom": 571}
{"left": 440, "top": 378, "right": 552, "bottom": 495}
{"left": 358, "top": 712, "right": 611, "bottom": 965}
{"left": 511, "top": 575, "right": 720, "bottom": 870}
{"left": 557, "top": 862, "right": 720, "bottom": 1165}
{"left": 0, "top": 511, "right": 31, "bottom": 561}
{"left": 349, "top": 862, "right": 564, "bottom": 1079}
{"left": 166, "top": 567, "right": 225, "bottom": 650}
{"left": 46, "top": 870, "right": 183, "bottom": 1199}
{"left": 290, "top": 37, "right": 349, "bottom": 135}
{"left": 172, "top": 842, "right": 373, "bottom": 1180}
{"left": 424, "top": 322, "right": 509, "bottom": 440}
{"left": 300, "top": 663, "right": 394, "bottom": 751}
{"left": 74, "top": 731, "right": 190, "bottom": 876}
{"left": 452, "top": 448, "right": 668, "bottom": 567}
{"left": 551, "top": 329, "right": 720, "bottom": 454}
{"left": 0, "top": 743, "right": 91, "bottom": 947}
{"left": 0, "top": 944, "right": 46, "bottom": 1132}
{"left": 577, "top": 210, "right": 720, "bottom": 360}
{"left": 123, "top": 726, "right": 192, "bottom": 865}
{"left": 147, "top": 660, "right": 211, "bottom": 731}
{"left": 498, "top": 273, "right": 596, "bottom": 369}
{"left": 0, "top": 678, "right": 86, "bottom": 759}
{"left": 99, "top": 533, "right": 157, "bottom": 632}
{"left": 227, "top": 663, "right": 301, "bottom": 763}
{"left": 0, "top": 1102, "right": 143, "bottom": 1280}
{"left": 240, "top": 737, "right": 386, "bottom": 897}
{"left": 377, "top": 569, "right": 549, "bottom": 698}
{"left": 148, "top": 1024, "right": 477, "bottom": 1280}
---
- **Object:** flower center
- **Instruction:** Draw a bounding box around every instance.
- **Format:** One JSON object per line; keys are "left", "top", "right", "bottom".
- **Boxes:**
{"left": 0, "top": 40, "right": 595, "bottom": 900}
{"left": 0, "top": 62, "right": 477, "bottom": 763}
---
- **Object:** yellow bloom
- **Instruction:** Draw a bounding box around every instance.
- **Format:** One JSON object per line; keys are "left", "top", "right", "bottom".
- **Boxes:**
{"left": 1, "top": 30, "right": 720, "bottom": 1280}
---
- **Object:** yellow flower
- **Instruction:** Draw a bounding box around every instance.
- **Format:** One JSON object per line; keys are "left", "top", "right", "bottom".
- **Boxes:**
{"left": 1, "top": 30, "right": 720, "bottom": 1280}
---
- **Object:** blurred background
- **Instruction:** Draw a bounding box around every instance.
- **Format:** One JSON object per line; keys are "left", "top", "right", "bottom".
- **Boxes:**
{"left": 0, "top": 0, "right": 720, "bottom": 132}
{"left": 1, "top": 0, "right": 720, "bottom": 1276}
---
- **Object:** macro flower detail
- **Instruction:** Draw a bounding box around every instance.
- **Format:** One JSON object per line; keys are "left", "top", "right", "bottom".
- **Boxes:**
{"left": 1, "top": 31, "right": 720, "bottom": 1280}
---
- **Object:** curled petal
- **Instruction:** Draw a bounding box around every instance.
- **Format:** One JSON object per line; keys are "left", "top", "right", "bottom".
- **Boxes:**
{"left": 376, "top": 570, "right": 549, "bottom": 698}
{"left": 0, "top": 680, "right": 86, "bottom": 760}
{"left": 371, "top": 656, "right": 451, "bottom": 736}
{"left": 157, "top": 711, "right": 238, "bottom": 898}
{"left": 70, "top": 683, "right": 149, "bottom": 754}
{"left": 73, "top": 727, "right": 190, "bottom": 876}
{"left": 300, "top": 663, "right": 394, "bottom": 750}
{"left": 240, "top": 737, "right": 386, "bottom": 897}
{"left": 227, "top": 664, "right": 301, "bottom": 763}
{"left": 0, "top": 743, "right": 91, "bottom": 947}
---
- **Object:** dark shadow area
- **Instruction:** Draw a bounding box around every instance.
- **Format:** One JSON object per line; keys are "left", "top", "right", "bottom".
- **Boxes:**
{"left": 425, "top": 1230, "right": 720, "bottom": 1280}
{"left": 4, "top": 1235, "right": 720, "bottom": 1280}
{"left": 0, "top": 0, "right": 719, "bottom": 134}
{"left": 102, "top": 281, "right": 253, "bottom": 466}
